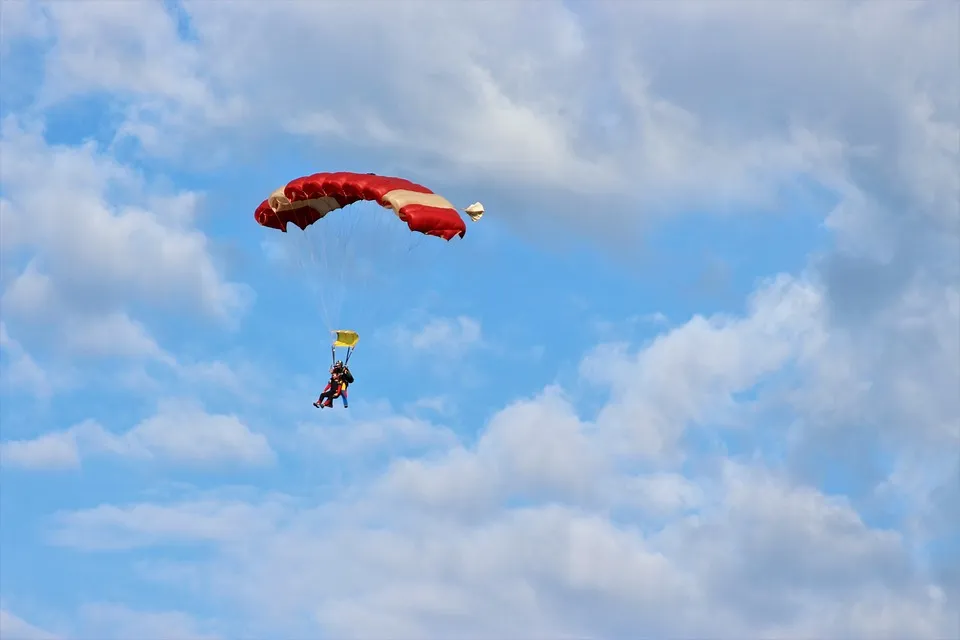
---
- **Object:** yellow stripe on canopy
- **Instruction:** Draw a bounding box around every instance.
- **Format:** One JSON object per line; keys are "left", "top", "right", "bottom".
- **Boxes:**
{"left": 331, "top": 330, "right": 360, "bottom": 348}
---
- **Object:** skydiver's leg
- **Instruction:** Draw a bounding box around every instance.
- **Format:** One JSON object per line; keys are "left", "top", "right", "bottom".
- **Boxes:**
{"left": 315, "top": 383, "right": 334, "bottom": 408}
{"left": 341, "top": 388, "right": 348, "bottom": 408}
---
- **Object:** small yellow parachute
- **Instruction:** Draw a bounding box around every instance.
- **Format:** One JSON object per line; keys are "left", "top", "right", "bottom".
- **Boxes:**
{"left": 331, "top": 330, "right": 359, "bottom": 365}
{"left": 331, "top": 330, "right": 359, "bottom": 348}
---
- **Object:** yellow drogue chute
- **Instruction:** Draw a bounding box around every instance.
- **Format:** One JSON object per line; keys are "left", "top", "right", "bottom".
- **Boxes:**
{"left": 331, "top": 330, "right": 359, "bottom": 365}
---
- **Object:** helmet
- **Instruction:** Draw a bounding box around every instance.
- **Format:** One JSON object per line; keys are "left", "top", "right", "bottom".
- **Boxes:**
{"left": 335, "top": 360, "right": 343, "bottom": 368}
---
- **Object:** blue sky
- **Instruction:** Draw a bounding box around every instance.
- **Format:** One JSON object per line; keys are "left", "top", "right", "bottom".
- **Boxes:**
{"left": 1, "top": 2, "right": 957, "bottom": 639}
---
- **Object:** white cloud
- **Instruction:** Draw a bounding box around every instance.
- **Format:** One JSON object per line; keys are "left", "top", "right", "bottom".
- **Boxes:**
{"left": 1, "top": 402, "right": 273, "bottom": 470}
{"left": 61, "top": 311, "right": 173, "bottom": 363}
{"left": 47, "top": 459, "right": 953, "bottom": 639}
{"left": 29, "top": 256, "right": 956, "bottom": 637}
{"left": 0, "top": 609, "right": 60, "bottom": 640}
{"left": 174, "top": 360, "right": 248, "bottom": 397}
{"left": 0, "top": 429, "right": 80, "bottom": 470}
{"left": 0, "top": 3, "right": 839, "bottom": 235}
{"left": 0, "top": 119, "right": 246, "bottom": 320}
{"left": 118, "top": 401, "right": 274, "bottom": 466}
{"left": 0, "top": 604, "right": 218, "bottom": 640}
{"left": 371, "top": 386, "right": 601, "bottom": 518}
{"left": 388, "top": 315, "right": 483, "bottom": 359}
{"left": 0, "top": 118, "right": 251, "bottom": 372}
{"left": 298, "top": 413, "right": 457, "bottom": 458}
{"left": 34, "top": 250, "right": 958, "bottom": 637}
{"left": 0, "top": 322, "right": 57, "bottom": 398}
{"left": 405, "top": 395, "right": 456, "bottom": 417}
{"left": 615, "top": 472, "right": 705, "bottom": 517}
{"left": 11, "top": 1, "right": 950, "bottom": 246}
{"left": 0, "top": 1, "right": 49, "bottom": 52}
{"left": 76, "top": 603, "right": 219, "bottom": 640}
{"left": 581, "top": 274, "right": 824, "bottom": 461}
{"left": 49, "top": 497, "right": 287, "bottom": 551}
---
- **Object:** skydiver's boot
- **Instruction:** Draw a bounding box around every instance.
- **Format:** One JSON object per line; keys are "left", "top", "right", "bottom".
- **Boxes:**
{"left": 313, "top": 401, "right": 321, "bottom": 408}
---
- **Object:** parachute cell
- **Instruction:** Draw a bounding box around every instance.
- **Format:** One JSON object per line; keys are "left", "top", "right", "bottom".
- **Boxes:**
{"left": 254, "top": 172, "right": 483, "bottom": 241}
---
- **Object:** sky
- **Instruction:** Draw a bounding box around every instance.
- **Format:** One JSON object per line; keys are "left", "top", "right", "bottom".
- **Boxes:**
{"left": 0, "top": 1, "right": 957, "bottom": 638}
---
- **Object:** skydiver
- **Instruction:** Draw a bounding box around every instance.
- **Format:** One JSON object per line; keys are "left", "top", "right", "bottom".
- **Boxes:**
{"left": 314, "top": 365, "right": 342, "bottom": 409}
{"left": 314, "top": 361, "right": 354, "bottom": 409}
{"left": 337, "top": 362, "right": 354, "bottom": 408}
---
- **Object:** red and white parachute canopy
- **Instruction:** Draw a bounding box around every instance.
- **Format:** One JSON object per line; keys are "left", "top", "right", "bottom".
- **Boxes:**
{"left": 254, "top": 172, "right": 484, "bottom": 241}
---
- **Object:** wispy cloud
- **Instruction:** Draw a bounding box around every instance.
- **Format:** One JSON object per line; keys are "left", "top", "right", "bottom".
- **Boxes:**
{"left": 387, "top": 315, "right": 484, "bottom": 359}
{"left": 0, "top": 608, "right": 61, "bottom": 640}
{"left": 77, "top": 603, "right": 220, "bottom": 640}
{"left": 297, "top": 413, "right": 458, "bottom": 458}
{"left": 1, "top": 401, "right": 274, "bottom": 470}
{"left": 0, "top": 321, "right": 57, "bottom": 398}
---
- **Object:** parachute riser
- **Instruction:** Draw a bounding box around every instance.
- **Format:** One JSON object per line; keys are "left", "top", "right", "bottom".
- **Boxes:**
{"left": 330, "top": 345, "right": 354, "bottom": 366}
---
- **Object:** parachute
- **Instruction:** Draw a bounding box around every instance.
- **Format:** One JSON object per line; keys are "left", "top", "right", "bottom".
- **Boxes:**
{"left": 254, "top": 171, "right": 484, "bottom": 354}
{"left": 331, "top": 329, "right": 360, "bottom": 348}
{"left": 254, "top": 172, "right": 484, "bottom": 241}
{"left": 331, "top": 329, "right": 359, "bottom": 365}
